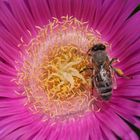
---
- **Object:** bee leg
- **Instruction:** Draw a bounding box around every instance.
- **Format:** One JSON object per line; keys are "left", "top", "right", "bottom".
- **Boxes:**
{"left": 91, "top": 74, "right": 97, "bottom": 92}
{"left": 110, "top": 58, "right": 119, "bottom": 65}
{"left": 87, "top": 48, "right": 91, "bottom": 54}
{"left": 80, "top": 67, "right": 93, "bottom": 73}
{"left": 114, "top": 68, "right": 132, "bottom": 79}
{"left": 91, "top": 75, "right": 94, "bottom": 90}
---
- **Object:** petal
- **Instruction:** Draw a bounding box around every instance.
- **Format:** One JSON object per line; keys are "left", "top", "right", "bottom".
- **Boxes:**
{"left": 110, "top": 12, "right": 140, "bottom": 53}
{"left": 96, "top": 108, "right": 138, "bottom": 138}
{"left": 98, "top": 0, "right": 140, "bottom": 38}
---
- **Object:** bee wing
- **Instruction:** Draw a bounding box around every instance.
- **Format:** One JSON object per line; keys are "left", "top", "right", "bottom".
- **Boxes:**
{"left": 112, "top": 72, "right": 117, "bottom": 89}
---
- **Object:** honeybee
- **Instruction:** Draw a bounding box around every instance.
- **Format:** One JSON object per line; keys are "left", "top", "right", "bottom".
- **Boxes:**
{"left": 80, "top": 43, "right": 130, "bottom": 100}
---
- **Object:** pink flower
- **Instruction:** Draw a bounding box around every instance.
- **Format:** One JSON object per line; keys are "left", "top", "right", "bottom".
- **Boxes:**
{"left": 0, "top": 0, "right": 140, "bottom": 140}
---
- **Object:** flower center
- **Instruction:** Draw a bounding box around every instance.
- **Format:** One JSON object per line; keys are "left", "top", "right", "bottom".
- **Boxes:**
{"left": 16, "top": 16, "right": 108, "bottom": 121}
{"left": 40, "top": 45, "right": 90, "bottom": 101}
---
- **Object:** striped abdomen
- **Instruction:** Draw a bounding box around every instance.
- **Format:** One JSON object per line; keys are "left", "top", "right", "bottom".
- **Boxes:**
{"left": 94, "top": 72, "right": 113, "bottom": 100}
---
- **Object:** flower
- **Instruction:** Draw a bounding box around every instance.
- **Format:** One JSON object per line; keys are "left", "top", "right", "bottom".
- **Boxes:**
{"left": 0, "top": 0, "right": 140, "bottom": 139}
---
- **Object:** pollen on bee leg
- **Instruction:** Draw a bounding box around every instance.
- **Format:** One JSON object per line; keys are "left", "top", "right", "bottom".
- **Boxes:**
{"left": 16, "top": 16, "right": 105, "bottom": 122}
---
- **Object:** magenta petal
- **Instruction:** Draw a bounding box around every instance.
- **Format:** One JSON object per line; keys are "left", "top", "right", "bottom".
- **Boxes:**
{"left": 111, "top": 103, "right": 140, "bottom": 129}
{"left": 8, "top": 0, "right": 36, "bottom": 34}
{"left": 101, "top": 125, "right": 116, "bottom": 140}
{"left": 0, "top": 63, "right": 16, "bottom": 76}
{"left": 111, "top": 98, "right": 140, "bottom": 116}
{"left": 89, "top": 115, "right": 103, "bottom": 140}
{"left": 86, "top": 0, "right": 103, "bottom": 28}
{"left": 0, "top": 49, "right": 15, "bottom": 67}
{"left": 112, "top": 39, "right": 140, "bottom": 64}
{"left": 0, "top": 2, "right": 29, "bottom": 40}
{"left": 96, "top": 109, "right": 138, "bottom": 138}
{"left": 28, "top": 0, "right": 44, "bottom": 25}
{"left": 105, "top": 0, "right": 140, "bottom": 39}
{"left": 110, "top": 12, "right": 140, "bottom": 51}
{"left": 114, "top": 88, "right": 140, "bottom": 100}
{"left": 30, "top": 127, "right": 49, "bottom": 140}
{"left": 97, "top": 0, "right": 126, "bottom": 33}
{"left": 0, "top": 43, "right": 20, "bottom": 60}
{"left": 0, "top": 27, "right": 20, "bottom": 47}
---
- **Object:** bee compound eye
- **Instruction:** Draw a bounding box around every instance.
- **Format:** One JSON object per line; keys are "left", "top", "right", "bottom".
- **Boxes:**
{"left": 101, "top": 45, "right": 106, "bottom": 50}
{"left": 92, "top": 45, "right": 99, "bottom": 51}
{"left": 91, "top": 44, "right": 106, "bottom": 52}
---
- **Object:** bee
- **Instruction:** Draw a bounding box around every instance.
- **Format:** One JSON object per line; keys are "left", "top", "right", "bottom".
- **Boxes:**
{"left": 80, "top": 43, "right": 131, "bottom": 101}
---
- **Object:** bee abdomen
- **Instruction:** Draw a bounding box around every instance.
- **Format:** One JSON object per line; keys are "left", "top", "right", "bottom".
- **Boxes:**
{"left": 101, "top": 87, "right": 112, "bottom": 93}
{"left": 100, "top": 87, "right": 112, "bottom": 100}
{"left": 101, "top": 92, "right": 112, "bottom": 100}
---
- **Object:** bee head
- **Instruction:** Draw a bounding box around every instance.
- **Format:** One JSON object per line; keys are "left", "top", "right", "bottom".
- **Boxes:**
{"left": 91, "top": 44, "right": 106, "bottom": 51}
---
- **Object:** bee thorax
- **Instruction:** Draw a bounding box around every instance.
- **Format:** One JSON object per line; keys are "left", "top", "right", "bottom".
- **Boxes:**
{"left": 92, "top": 51, "right": 107, "bottom": 64}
